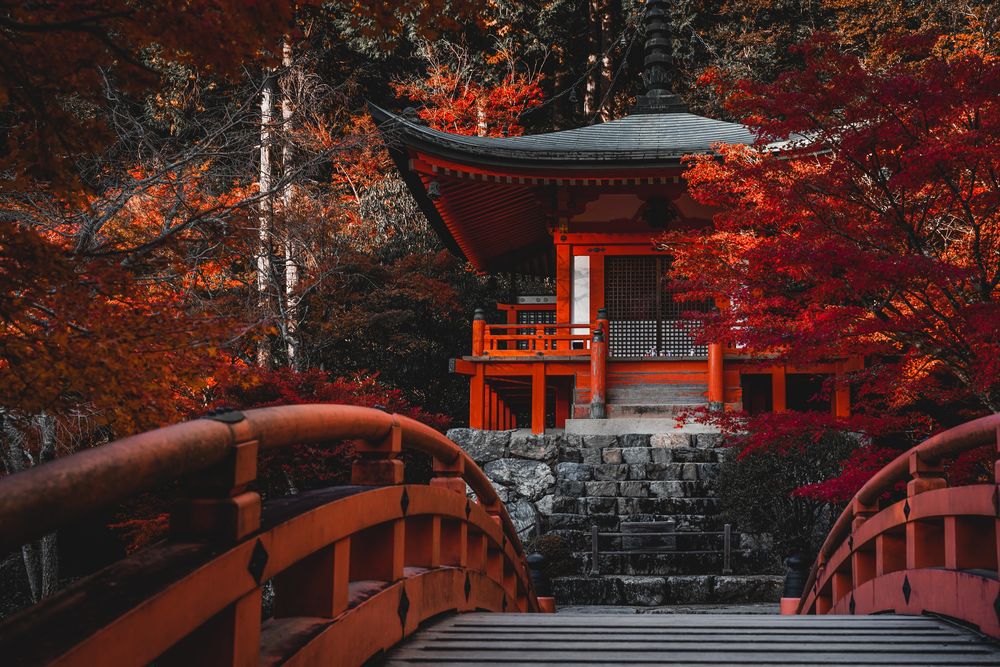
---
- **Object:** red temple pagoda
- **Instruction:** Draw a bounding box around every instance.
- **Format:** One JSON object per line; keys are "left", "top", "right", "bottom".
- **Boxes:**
{"left": 373, "top": 0, "right": 858, "bottom": 434}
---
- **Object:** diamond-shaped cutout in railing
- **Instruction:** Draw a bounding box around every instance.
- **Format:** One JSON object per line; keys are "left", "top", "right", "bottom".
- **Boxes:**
{"left": 902, "top": 575, "right": 912, "bottom": 604}
{"left": 464, "top": 572, "right": 472, "bottom": 601}
{"left": 903, "top": 500, "right": 911, "bottom": 519}
{"left": 465, "top": 498, "right": 472, "bottom": 519}
{"left": 248, "top": 539, "right": 269, "bottom": 585}
{"left": 397, "top": 588, "right": 410, "bottom": 629}
{"left": 400, "top": 487, "right": 409, "bottom": 516}
{"left": 849, "top": 594, "right": 856, "bottom": 615}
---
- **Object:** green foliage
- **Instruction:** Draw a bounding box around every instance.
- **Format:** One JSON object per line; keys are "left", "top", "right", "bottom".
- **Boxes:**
{"left": 717, "top": 430, "right": 860, "bottom": 561}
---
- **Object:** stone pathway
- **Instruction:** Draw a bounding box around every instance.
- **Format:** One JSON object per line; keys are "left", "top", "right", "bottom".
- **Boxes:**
{"left": 556, "top": 603, "right": 779, "bottom": 615}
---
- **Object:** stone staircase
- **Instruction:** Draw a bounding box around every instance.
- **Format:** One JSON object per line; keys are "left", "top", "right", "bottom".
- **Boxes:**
{"left": 544, "top": 431, "right": 782, "bottom": 607}
{"left": 605, "top": 383, "right": 709, "bottom": 418}
{"left": 446, "top": 426, "right": 782, "bottom": 608}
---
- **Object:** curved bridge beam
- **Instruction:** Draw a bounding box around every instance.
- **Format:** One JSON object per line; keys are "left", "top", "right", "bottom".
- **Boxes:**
{"left": 798, "top": 413, "right": 1000, "bottom": 638}
{"left": 0, "top": 405, "right": 544, "bottom": 666}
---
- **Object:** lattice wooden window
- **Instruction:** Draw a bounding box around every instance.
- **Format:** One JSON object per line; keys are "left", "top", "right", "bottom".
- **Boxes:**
{"left": 516, "top": 310, "right": 557, "bottom": 326}
{"left": 516, "top": 309, "right": 557, "bottom": 350}
{"left": 604, "top": 256, "right": 713, "bottom": 358}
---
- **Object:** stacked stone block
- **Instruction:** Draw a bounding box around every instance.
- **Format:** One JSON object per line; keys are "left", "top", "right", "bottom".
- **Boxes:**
{"left": 446, "top": 427, "right": 782, "bottom": 606}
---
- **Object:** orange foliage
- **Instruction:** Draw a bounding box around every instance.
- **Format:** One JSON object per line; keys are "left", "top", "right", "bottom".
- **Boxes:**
{"left": 0, "top": 221, "right": 231, "bottom": 435}
{"left": 392, "top": 62, "right": 544, "bottom": 137}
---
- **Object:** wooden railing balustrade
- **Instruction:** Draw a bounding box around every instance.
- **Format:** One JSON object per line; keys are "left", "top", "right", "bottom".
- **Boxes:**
{"left": 0, "top": 405, "right": 548, "bottom": 666}
{"left": 480, "top": 323, "right": 592, "bottom": 357}
{"left": 797, "top": 413, "right": 1000, "bottom": 638}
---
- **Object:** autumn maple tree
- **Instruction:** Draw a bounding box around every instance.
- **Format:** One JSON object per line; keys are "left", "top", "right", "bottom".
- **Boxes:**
{"left": 392, "top": 43, "right": 544, "bottom": 136}
{"left": 668, "top": 33, "right": 1000, "bottom": 416}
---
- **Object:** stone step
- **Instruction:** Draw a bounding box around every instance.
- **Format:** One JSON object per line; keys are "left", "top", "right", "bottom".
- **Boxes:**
{"left": 572, "top": 496, "right": 722, "bottom": 516}
{"left": 605, "top": 404, "right": 705, "bottom": 418}
{"left": 608, "top": 384, "right": 708, "bottom": 399}
{"left": 592, "top": 530, "right": 734, "bottom": 553}
{"left": 598, "top": 447, "right": 724, "bottom": 465}
{"left": 571, "top": 551, "right": 761, "bottom": 576}
{"left": 568, "top": 432, "right": 725, "bottom": 451}
{"left": 564, "top": 418, "right": 720, "bottom": 436}
{"left": 543, "top": 515, "right": 732, "bottom": 550}
{"left": 543, "top": 512, "right": 727, "bottom": 536}
{"left": 551, "top": 575, "right": 784, "bottom": 606}
{"left": 582, "top": 480, "right": 715, "bottom": 498}
{"left": 556, "top": 462, "right": 722, "bottom": 486}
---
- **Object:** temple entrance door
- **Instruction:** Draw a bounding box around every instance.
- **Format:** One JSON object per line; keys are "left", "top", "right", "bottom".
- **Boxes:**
{"left": 603, "top": 256, "right": 712, "bottom": 358}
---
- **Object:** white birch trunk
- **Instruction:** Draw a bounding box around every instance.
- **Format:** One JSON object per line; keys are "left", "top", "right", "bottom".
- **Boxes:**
{"left": 280, "top": 37, "right": 301, "bottom": 371}
{"left": 476, "top": 102, "right": 488, "bottom": 137}
{"left": 1, "top": 412, "right": 58, "bottom": 603}
{"left": 257, "top": 72, "right": 276, "bottom": 368}
{"left": 583, "top": 0, "right": 600, "bottom": 116}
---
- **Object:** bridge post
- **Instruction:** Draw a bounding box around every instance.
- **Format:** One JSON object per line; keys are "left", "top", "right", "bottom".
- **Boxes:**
{"left": 431, "top": 452, "right": 466, "bottom": 495}
{"left": 170, "top": 418, "right": 261, "bottom": 543}
{"left": 164, "top": 414, "right": 264, "bottom": 666}
{"left": 850, "top": 498, "right": 879, "bottom": 591}
{"left": 906, "top": 451, "right": 947, "bottom": 572}
{"left": 481, "top": 500, "right": 506, "bottom": 585}
{"left": 780, "top": 554, "right": 808, "bottom": 614}
{"left": 273, "top": 539, "right": 351, "bottom": 618}
{"left": 352, "top": 420, "right": 404, "bottom": 485}
{"left": 907, "top": 450, "right": 946, "bottom": 496}
{"left": 158, "top": 589, "right": 263, "bottom": 667}
{"left": 813, "top": 554, "right": 831, "bottom": 614}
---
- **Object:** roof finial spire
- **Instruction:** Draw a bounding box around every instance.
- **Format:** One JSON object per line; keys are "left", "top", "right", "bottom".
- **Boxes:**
{"left": 631, "top": 0, "right": 687, "bottom": 115}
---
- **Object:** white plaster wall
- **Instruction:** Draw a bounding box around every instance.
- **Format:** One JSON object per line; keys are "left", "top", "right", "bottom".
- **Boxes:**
{"left": 572, "top": 255, "right": 590, "bottom": 338}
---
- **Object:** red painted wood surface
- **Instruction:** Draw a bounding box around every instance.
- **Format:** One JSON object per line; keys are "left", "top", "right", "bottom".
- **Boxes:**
{"left": 798, "top": 413, "right": 1000, "bottom": 639}
{"left": 0, "top": 405, "right": 544, "bottom": 666}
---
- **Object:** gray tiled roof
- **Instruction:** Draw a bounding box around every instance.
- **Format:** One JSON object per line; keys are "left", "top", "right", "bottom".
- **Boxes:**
{"left": 370, "top": 104, "right": 756, "bottom": 166}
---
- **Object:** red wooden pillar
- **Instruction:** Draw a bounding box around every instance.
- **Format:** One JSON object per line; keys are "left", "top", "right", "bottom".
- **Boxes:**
{"left": 589, "top": 253, "right": 605, "bottom": 321}
{"left": 489, "top": 388, "right": 499, "bottom": 431}
{"left": 554, "top": 384, "right": 570, "bottom": 429}
{"left": 772, "top": 365, "right": 787, "bottom": 413}
{"left": 590, "top": 309, "right": 608, "bottom": 419}
{"left": 708, "top": 296, "right": 728, "bottom": 411}
{"left": 707, "top": 342, "right": 724, "bottom": 410}
{"left": 531, "top": 362, "right": 546, "bottom": 434}
{"left": 833, "top": 368, "right": 851, "bottom": 417}
{"left": 555, "top": 244, "right": 571, "bottom": 324}
{"left": 471, "top": 308, "right": 485, "bottom": 356}
{"left": 996, "top": 428, "right": 1000, "bottom": 574}
{"left": 470, "top": 365, "right": 485, "bottom": 429}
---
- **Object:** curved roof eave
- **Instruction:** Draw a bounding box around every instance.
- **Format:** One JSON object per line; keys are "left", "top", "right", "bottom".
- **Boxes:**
{"left": 369, "top": 103, "right": 758, "bottom": 171}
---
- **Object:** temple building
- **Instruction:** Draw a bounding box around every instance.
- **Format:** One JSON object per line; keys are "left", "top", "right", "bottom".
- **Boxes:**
{"left": 372, "top": 0, "right": 858, "bottom": 434}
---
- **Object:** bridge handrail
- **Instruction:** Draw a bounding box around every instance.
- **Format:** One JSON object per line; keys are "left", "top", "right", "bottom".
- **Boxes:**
{"left": 0, "top": 404, "right": 513, "bottom": 557}
{"left": 0, "top": 404, "right": 546, "bottom": 666}
{"left": 798, "top": 412, "right": 1000, "bottom": 626}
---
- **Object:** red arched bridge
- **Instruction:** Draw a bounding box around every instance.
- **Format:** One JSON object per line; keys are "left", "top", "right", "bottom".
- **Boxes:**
{"left": 0, "top": 405, "right": 997, "bottom": 665}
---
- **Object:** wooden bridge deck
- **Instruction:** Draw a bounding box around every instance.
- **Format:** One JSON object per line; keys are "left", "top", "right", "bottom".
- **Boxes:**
{"left": 383, "top": 613, "right": 1000, "bottom": 665}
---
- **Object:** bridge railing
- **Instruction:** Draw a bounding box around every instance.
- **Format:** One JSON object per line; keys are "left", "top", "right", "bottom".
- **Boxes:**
{"left": 798, "top": 413, "right": 1000, "bottom": 638}
{"left": 0, "top": 404, "right": 547, "bottom": 666}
